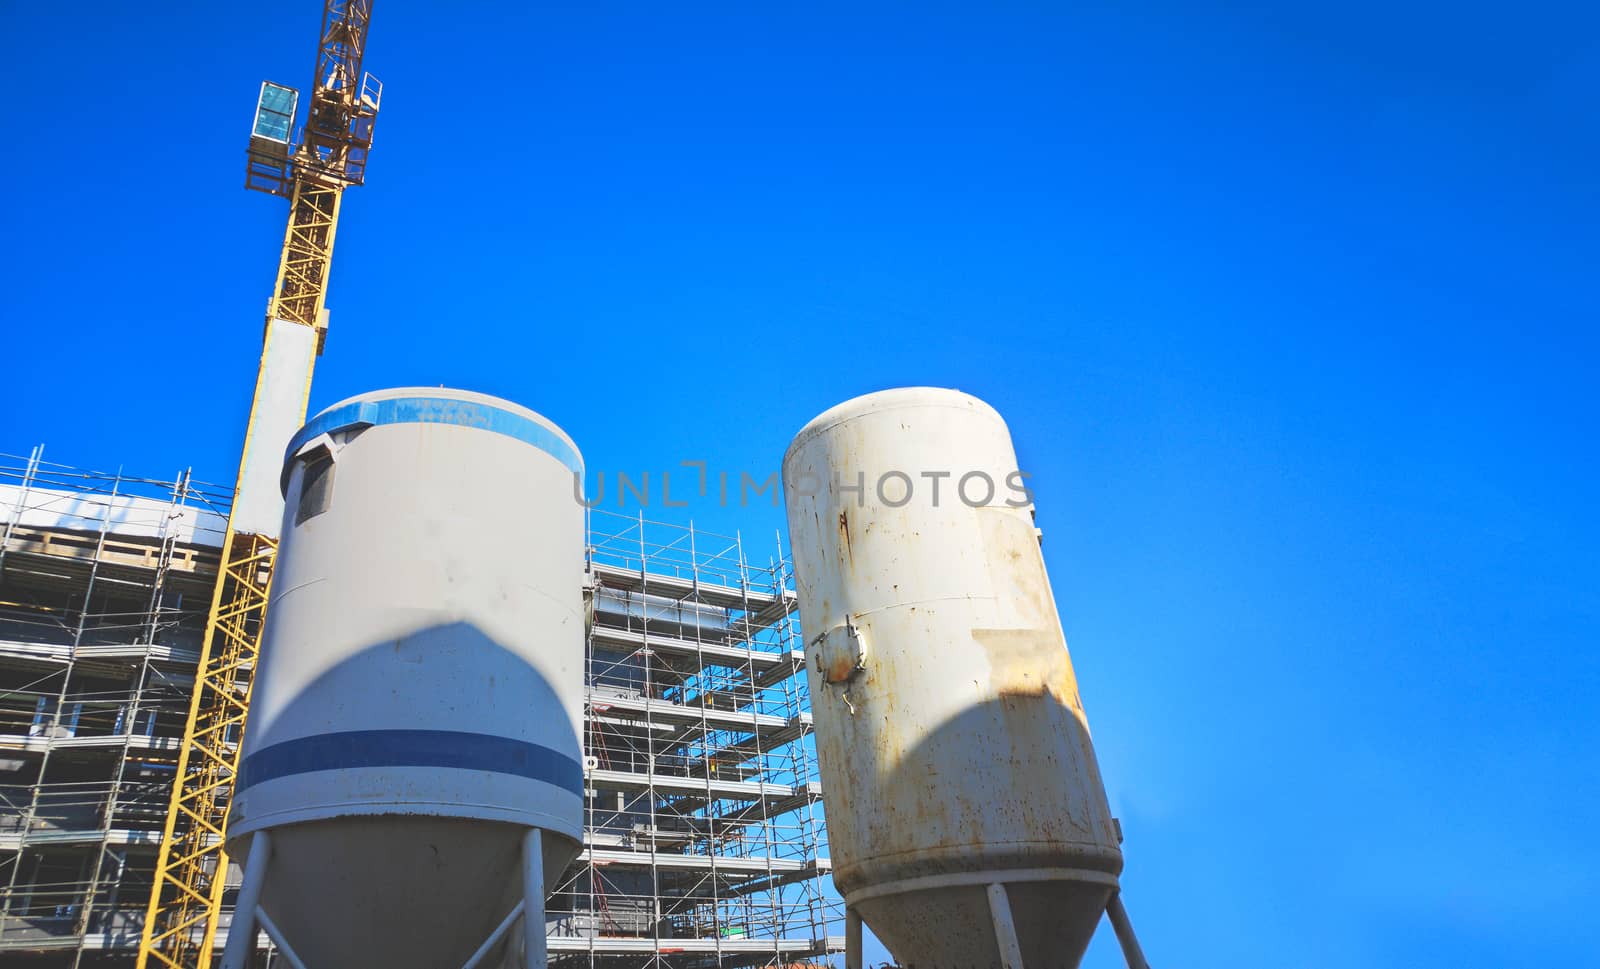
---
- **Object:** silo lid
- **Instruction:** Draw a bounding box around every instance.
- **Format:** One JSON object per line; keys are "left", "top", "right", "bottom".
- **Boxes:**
{"left": 280, "top": 389, "right": 583, "bottom": 494}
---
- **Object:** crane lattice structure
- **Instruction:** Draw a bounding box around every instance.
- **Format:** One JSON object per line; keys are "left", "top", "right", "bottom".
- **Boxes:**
{"left": 136, "top": 3, "right": 380, "bottom": 966}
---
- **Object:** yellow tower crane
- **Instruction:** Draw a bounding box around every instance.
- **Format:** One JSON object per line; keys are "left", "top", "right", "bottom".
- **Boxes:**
{"left": 137, "top": 3, "right": 380, "bottom": 966}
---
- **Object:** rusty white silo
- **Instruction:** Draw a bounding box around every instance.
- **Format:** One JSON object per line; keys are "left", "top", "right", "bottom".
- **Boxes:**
{"left": 782, "top": 388, "right": 1149, "bottom": 969}
{"left": 221, "top": 388, "right": 586, "bottom": 969}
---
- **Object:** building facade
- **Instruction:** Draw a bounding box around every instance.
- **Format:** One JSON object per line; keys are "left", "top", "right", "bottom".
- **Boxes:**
{"left": 0, "top": 447, "right": 842, "bottom": 967}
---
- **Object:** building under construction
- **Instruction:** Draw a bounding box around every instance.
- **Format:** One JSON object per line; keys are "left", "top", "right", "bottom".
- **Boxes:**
{"left": 0, "top": 446, "right": 844, "bottom": 967}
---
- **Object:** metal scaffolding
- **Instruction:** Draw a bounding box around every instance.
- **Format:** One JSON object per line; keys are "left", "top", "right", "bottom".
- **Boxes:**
{"left": 0, "top": 447, "right": 230, "bottom": 965}
{"left": 555, "top": 509, "right": 843, "bottom": 967}
{"left": 0, "top": 448, "right": 843, "bottom": 967}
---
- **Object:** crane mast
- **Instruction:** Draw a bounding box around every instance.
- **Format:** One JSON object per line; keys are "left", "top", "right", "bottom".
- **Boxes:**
{"left": 136, "top": 4, "right": 379, "bottom": 966}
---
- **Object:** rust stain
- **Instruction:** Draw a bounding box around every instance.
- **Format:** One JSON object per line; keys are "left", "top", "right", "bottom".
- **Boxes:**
{"left": 825, "top": 653, "right": 857, "bottom": 683}
{"left": 973, "top": 627, "right": 1082, "bottom": 712}
{"left": 837, "top": 509, "right": 852, "bottom": 565}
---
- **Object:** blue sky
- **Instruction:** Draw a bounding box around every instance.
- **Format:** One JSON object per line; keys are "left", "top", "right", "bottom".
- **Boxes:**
{"left": 4, "top": 2, "right": 1597, "bottom": 966}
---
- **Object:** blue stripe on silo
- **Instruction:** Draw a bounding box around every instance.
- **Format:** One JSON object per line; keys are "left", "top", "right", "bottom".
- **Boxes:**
{"left": 283, "top": 395, "right": 583, "bottom": 491}
{"left": 236, "top": 729, "right": 584, "bottom": 797}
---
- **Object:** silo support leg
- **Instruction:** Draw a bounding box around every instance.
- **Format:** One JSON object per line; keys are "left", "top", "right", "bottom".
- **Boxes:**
{"left": 522, "top": 829, "right": 548, "bottom": 969}
{"left": 846, "top": 907, "right": 863, "bottom": 969}
{"left": 255, "top": 907, "right": 309, "bottom": 969}
{"left": 986, "top": 883, "right": 1026, "bottom": 969}
{"left": 219, "top": 831, "right": 272, "bottom": 969}
{"left": 461, "top": 900, "right": 525, "bottom": 969}
{"left": 1106, "top": 892, "right": 1151, "bottom": 969}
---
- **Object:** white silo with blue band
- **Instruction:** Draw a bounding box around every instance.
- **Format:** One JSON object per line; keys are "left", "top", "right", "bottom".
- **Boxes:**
{"left": 222, "top": 388, "right": 585, "bottom": 969}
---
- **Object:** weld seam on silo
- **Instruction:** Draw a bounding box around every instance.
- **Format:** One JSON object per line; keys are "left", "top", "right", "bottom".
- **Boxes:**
{"left": 843, "top": 866, "right": 1121, "bottom": 904}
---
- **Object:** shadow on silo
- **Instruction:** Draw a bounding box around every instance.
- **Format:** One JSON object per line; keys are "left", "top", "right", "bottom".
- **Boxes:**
{"left": 837, "top": 690, "right": 1122, "bottom": 969}
{"left": 228, "top": 622, "right": 581, "bottom": 969}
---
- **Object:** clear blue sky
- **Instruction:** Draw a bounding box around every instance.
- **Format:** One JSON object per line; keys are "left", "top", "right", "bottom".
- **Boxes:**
{"left": 5, "top": 3, "right": 1597, "bottom": 966}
